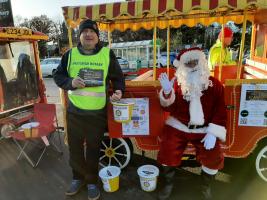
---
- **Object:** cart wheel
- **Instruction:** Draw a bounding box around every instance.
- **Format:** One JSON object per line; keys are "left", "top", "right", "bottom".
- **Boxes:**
{"left": 99, "top": 133, "right": 133, "bottom": 169}
{"left": 255, "top": 145, "right": 267, "bottom": 182}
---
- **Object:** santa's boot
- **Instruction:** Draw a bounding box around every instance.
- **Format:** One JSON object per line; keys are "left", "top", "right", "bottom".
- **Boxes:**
{"left": 200, "top": 171, "right": 215, "bottom": 200}
{"left": 157, "top": 166, "right": 176, "bottom": 200}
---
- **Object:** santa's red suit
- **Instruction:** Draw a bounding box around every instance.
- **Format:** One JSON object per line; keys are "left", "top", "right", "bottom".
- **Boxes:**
{"left": 158, "top": 76, "right": 227, "bottom": 170}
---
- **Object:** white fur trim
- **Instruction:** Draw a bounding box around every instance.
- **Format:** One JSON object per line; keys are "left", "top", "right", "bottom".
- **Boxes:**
{"left": 180, "top": 50, "right": 206, "bottom": 64}
{"left": 173, "top": 59, "right": 180, "bottom": 68}
{"left": 159, "top": 88, "right": 175, "bottom": 107}
{"left": 202, "top": 165, "right": 218, "bottom": 175}
{"left": 189, "top": 97, "right": 204, "bottom": 125}
{"left": 206, "top": 123, "right": 226, "bottom": 142}
{"left": 165, "top": 116, "right": 207, "bottom": 134}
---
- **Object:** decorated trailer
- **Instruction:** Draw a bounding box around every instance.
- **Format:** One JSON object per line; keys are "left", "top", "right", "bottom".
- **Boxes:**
{"left": 0, "top": 27, "right": 48, "bottom": 138}
{"left": 62, "top": 0, "right": 267, "bottom": 182}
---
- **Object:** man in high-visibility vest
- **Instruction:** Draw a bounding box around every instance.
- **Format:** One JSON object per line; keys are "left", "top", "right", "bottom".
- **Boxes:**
{"left": 53, "top": 19, "right": 125, "bottom": 200}
{"left": 208, "top": 26, "right": 236, "bottom": 70}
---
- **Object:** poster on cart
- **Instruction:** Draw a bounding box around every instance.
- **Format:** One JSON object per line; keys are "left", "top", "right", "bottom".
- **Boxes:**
{"left": 122, "top": 98, "right": 149, "bottom": 136}
{"left": 238, "top": 84, "right": 267, "bottom": 127}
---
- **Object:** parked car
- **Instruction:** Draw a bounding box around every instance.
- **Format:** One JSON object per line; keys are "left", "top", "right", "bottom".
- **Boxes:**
{"left": 156, "top": 52, "right": 177, "bottom": 67}
{"left": 116, "top": 57, "right": 130, "bottom": 73}
{"left": 40, "top": 57, "right": 61, "bottom": 77}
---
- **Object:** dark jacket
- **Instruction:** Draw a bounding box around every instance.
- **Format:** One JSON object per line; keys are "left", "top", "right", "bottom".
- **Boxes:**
{"left": 53, "top": 43, "right": 125, "bottom": 116}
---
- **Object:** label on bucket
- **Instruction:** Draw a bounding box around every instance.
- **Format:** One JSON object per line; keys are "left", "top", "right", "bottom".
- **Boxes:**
{"left": 113, "top": 105, "right": 131, "bottom": 121}
{"left": 140, "top": 177, "right": 157, "bottom": 192}
{"left": 102, "top": 178, "right": 111, "bottom": 192}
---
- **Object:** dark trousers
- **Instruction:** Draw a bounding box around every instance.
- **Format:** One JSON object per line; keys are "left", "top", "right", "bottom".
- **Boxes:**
{"left": 67, "top": 112, "right": 106, "bottom": 184}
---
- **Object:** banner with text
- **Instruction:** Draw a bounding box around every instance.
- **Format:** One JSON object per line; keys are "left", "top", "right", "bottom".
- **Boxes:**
{"left": 0, "top": 0, "right": 14, "bottom": 27}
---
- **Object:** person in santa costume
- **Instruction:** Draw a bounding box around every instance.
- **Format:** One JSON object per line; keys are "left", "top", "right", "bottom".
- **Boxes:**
{"left": 157, "top": 47, "right": 227, "bottom": 200}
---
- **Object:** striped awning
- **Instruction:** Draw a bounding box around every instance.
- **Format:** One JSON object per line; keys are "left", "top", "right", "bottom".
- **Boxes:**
{"left": 62, "top": 0, "right": 267, "bottom": 31}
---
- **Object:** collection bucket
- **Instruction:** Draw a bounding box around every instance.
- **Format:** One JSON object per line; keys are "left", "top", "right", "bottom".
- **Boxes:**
{"left": 111, "top": 100, "right": 135, "bottom": 123}
{"left": 137, "top": 165, "right": 159, "bottom": 192}
{"left": 99, "top": 166, "right": 121, "bottom": 192}
{"left": 21, "top": 122, "right": 40, "bottom": 138}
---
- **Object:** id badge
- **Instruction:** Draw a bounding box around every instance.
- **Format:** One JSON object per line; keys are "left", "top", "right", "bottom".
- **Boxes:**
{"left": 78, "top": 68, "right": 104, "bottom": 87}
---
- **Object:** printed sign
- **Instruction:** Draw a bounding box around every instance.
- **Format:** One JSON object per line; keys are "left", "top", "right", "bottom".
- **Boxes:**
{"left": 78, "top": 68, "right": 104, "bottom": 87}
{"left": 122, "top": 98, "right": 149, "bottom": 136}
{"left": 0, "top": 0, "right": 14, "bottom": 27}
{"left": 3, "top": 27, "right": 32, "bottom": 35}
{"left": 238, "top": 84, "right": 267, "bottom": 127}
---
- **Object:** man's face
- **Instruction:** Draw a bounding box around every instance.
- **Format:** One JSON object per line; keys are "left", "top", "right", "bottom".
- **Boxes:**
{"left": 184, "top": 59, "right": 198, "bottom": 69}
{"left": 224, "top": 37, "right": 233, "bottom": 46}
{"left": 80, "top": 28, "right": 98, "bottom": 50}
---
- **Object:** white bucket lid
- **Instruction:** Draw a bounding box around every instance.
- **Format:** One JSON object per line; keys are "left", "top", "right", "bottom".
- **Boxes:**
{"left": 137, "top": 165, "right": 159, "bottom": 178}
{"left": 21, "top": 122, "right": 40, "bottom": 129}
{"left": 99, "top": 166, "right": 121, "bottom": 179}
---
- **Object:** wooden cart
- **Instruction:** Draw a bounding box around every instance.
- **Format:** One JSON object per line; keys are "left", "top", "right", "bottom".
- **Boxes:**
{"left": 0, "top": 27, "right": 48, "bottom": 138}
{"left": 62, "top": 0, "right": 267, "bottom": 182}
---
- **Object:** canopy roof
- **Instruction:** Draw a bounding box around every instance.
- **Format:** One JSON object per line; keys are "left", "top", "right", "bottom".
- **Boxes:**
{"left": 62, "top": 0, "right": 267, "bottom": 31}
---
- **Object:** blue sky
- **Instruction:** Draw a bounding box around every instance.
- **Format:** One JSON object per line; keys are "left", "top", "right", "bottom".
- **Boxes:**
{"left": 11, "top": 0, "right": 123, "bottom": 21}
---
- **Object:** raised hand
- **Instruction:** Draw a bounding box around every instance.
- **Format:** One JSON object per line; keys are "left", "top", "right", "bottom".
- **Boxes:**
{"left": 158, "top": 73, "right": 174, "bottom": 94}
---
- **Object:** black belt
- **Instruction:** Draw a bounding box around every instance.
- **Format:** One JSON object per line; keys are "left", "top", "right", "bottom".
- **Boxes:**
{"left": 188, "top": 124, "right": 206, "bottom": 129}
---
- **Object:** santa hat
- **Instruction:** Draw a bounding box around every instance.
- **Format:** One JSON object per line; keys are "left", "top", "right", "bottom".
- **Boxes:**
{"left": 173, "top": 47, "right": 205, "bottom": 68}
{"left": 218, "top": 27, "right": 233, "bottom": 39}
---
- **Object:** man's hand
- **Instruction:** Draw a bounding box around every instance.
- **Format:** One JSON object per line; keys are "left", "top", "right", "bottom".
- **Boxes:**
{"left": 110, "top": 90, "right": 122, "bottom": 102}
{"left": 72, "top": 77, "right": 85, "bottom": 89}
{"left": 201, "top": 133, "right": 217, "bottom": 150}
{"left": 158, "top": 73, "right": 174, "bottom": 94}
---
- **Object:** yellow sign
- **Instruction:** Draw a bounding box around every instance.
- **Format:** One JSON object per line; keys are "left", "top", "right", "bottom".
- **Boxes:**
{"left": 2, "top": 27, "right": 32, "bottom": 36}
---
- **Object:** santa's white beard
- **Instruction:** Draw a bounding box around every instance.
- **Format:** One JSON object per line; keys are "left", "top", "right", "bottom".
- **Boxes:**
{"left": 175, "top": 64, "right": 211, "bottom": 125}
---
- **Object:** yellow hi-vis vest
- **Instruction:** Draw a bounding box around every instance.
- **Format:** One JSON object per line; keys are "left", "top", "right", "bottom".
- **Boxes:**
{"left": 208, "top": 39, "right": 236, "bottom": 70}
{"left": 67, "top": 47, "right": 110, "bottom": 110}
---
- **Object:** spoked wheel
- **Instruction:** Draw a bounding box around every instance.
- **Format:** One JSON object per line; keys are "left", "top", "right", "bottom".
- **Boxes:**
{"left": 256, "top": 145, "right": 267, "bottom": 182}
{"left": 99, "top": 133, "right": 133, "bottom": 169}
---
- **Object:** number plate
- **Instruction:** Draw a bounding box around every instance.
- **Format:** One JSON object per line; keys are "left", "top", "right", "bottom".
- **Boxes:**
{"left": 2, "top": 27, "right": 32, "bottom": 36}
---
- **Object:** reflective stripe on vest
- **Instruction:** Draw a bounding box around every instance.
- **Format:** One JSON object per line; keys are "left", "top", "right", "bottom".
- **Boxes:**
{"left": 67, "top": 47, "right": 110, "bottom": 110}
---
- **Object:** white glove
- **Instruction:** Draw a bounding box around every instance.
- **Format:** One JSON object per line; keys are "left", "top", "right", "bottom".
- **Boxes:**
{"left": 158, "top": 73, "right": 174, "bottom": 94}
{"left": 201, "top": 132, "right": 217, "bottom": 150}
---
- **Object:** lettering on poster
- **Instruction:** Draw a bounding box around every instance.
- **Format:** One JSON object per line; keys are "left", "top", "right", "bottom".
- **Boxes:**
{"left": 122, "top": 98, "right": 149, "bottom": 136}
{"left": 239, "top": 84, "right": 267, "bottom": 127}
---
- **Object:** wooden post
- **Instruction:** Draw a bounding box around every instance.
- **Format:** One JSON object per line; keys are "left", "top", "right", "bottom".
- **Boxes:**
{"left": 153, "top": 18, "right": 157, "bottom": 80}
{"left": 237, "top": 10, "right": 247, "bottom": 79}
{"left": 218, "top": 23, "right": 224, "bottom": 82}
{"left": 167, "top": 24, "right": 170, "bottom": 77}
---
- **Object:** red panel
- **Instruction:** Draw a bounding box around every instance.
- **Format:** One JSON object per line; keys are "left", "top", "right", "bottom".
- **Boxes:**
{"left": 192, "top": 0, "right": 201, "bottom": 7}
{"left": 128, "top": 1, "right": 135, "bottom": 16}
{"left": 158, "top": 0, "right": 167, "bottom": 13}
{"left": 99, "top": 4, "right": 106, "bottom": 15}
{"left": 113, "top": 2, "right": 121, "bottom": 18}
{"left": 213, "top": 65, "right": 239, "bottom": 84}
{"left": 143, "top": 0, "right": 150, "bottom": 11}
{"left": 73, "top": 7, "right": 80, "bottom": 20}
{"left": 175, "top": 0, "right": 183, "bottom": 12}
{"left": 209, "top": 0, "right": 218, "bottom": 9}
{"left": 228, "top": 0, "right": 237, "bottom": 7}
{"left": 86, "top": 6, "right": 92, "bottom": 19}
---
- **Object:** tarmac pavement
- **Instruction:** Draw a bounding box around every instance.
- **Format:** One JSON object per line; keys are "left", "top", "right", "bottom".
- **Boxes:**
{"left": 42, "top": 78, "right": 267, "bottom": 200}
